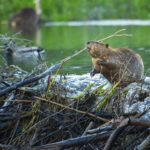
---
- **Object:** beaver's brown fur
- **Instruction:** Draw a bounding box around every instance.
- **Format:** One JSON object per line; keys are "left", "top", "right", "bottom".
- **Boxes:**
{"left": 87, "top": 41, "right": 144, "bottom": 86}
{"left": 10, "top": 7, "right": 39, "bottom": 27}
{"left": 9, "top": 7, "right": 39, "bottom": 34}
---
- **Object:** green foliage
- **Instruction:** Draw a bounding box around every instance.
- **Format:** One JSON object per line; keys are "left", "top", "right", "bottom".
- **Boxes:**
{"left": 0, "top": 0, "right": 149, "bottom": 21}
{"left": 40, "top": 0, "right": 150, "bottom": 20}
{"left": 73, "top": 83, "right": 94, "bottom": 99}
{"left": 96, "top": 82, "right": 118, "bottom": 109}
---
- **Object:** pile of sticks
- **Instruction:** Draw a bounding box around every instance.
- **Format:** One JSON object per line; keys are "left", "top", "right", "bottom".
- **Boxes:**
{"left": 0, "top": 30, "right": 150, "bottom": 150}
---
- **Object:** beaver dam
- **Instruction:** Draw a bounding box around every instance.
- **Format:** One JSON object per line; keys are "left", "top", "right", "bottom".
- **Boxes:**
{"left": 0, "top": 31, "right": 150, "bottom": 150}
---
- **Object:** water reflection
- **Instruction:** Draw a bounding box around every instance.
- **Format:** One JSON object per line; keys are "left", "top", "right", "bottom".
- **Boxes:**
{"left": 9, "top": 23, "right": 39, "bottom": 35}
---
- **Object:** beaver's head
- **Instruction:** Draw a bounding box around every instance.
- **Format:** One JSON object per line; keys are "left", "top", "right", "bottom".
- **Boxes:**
{"left": 10, "top": 14, "right": 22, "bottom": 27}
{"left": 86, "top": 41, "right": 109, "bottom": 58}
{"left": 10, "top": 8, "right": 37, "bottom": 28}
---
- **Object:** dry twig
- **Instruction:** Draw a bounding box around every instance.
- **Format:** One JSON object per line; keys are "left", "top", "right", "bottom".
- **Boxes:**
{"left": 35, "top": 96, "right": 109, "bottom": 122}
{"left": 99, "top": 29, "right": 132, "bottom": 42}
{"left": 103, "top": 118, "right": 130, "bottom": 150}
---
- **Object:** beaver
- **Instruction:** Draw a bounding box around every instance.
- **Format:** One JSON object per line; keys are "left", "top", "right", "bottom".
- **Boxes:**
{"left": 87, "top": 41, "right": 144, "bottom": 86}
{"left": 9, "top": 7, "right": 39, "bottom": 34}
{"left": 9, "top": 7, "right": 39, "bottom": 27}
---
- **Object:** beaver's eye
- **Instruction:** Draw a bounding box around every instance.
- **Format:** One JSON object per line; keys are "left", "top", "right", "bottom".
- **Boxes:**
{"left": 105, "top": 44, "right": 109, "bottom": 48}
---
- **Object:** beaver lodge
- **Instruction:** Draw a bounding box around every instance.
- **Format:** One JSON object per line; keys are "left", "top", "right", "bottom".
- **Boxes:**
{"left": 0, "top": 31, "right": 150, "bottom": 150}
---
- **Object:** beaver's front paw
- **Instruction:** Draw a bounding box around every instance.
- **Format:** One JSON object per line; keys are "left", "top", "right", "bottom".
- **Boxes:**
{"left": 96, "top": 60, "right": 106, "bottom": 65}
{"left": 90, "top": 71, "right": 95, "bottom": 77}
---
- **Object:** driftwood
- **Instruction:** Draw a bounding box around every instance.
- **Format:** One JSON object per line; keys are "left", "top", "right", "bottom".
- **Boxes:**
{"left": 33, "top": 132, "right": 110, "bottom": 150}
{"left": 0, "top": 63, "right": 60, "bottom": 96}
{"left": 32, "top": 119, "right": 150, "bottom": 150}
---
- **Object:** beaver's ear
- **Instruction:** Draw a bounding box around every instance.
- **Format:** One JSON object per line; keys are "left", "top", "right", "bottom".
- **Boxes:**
{"left": 105, "top": 44, "right": 109, "bottom": 48}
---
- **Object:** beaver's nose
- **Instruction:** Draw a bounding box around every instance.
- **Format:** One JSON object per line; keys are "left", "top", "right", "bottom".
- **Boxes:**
{"left": 87, "top": 41, "right": 90, "bottom": 45}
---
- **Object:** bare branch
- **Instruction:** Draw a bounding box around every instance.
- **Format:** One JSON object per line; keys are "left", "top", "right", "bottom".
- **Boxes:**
{"left": 99, "top": 29, "right": 132, "bottom": 42}
{"left": 35, "top": 96, "right": 109, "bottom": 122}
{"left": 135, "top": 135, "right": 150, "bottom": 150}
{"left": 33, "top": 132, "right": 110, "bottom": 150}
{"left": 103, "top": 119, "right": 130, "bottom": 150}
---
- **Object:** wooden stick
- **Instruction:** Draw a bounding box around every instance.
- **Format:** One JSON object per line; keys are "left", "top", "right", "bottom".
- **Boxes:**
{"left": 87, "top": 124, "right": 112, "bottom": 134}
{"left": 82, "top": 121, "right": 94, "bottom": 136}
{"left": 35, "top": 96, "right": 109, "bottom": 123}
{"left": 75, "top": 121, "right": 94, "bottom": 150}
{"left": 103, "top": 119, "right": 130, "bottom": 150}
{"left": 87, "top": 119, "right": 150, "bottom": 134}
{"left": 33, "top": 132, "right": 110, "bottom": 150}
{"left": 0, "top": 63, "right": 60, "bottom": 96}
{"left": 99, "top": 29, "right": 132, "bottom": 42}
{"left": 103, "top": 118, "right": 150, "bottom": 150}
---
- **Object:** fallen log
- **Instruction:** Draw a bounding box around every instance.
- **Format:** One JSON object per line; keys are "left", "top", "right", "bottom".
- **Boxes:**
{"left": 0, "top": 63, "right": 60, "bottom": 96}
{"left": 33, "top": 132, "right": 110, "bottom": 150}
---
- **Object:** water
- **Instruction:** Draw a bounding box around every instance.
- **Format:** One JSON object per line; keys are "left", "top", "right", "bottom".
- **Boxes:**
{"left": 0, "top": 20, "right": 150, "bottom": 74}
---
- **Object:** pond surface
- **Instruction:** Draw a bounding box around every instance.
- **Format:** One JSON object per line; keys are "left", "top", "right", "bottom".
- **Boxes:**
{"left": 0, "top": 20, "right": 150, "bottom": 74}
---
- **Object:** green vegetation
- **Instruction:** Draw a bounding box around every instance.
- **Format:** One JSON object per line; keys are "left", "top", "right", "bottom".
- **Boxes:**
{"left": 0, "top": 0, "right": 149, "bottom": 21}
